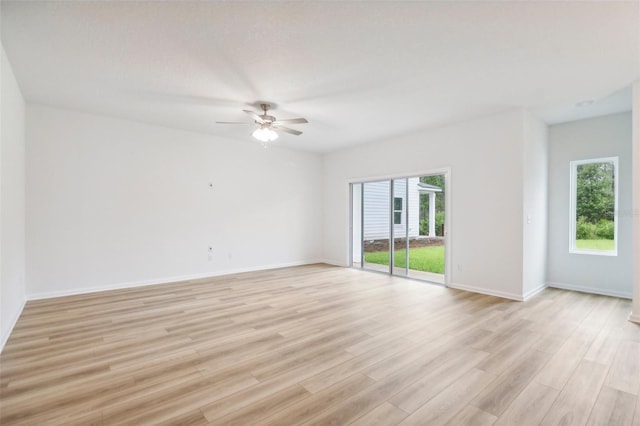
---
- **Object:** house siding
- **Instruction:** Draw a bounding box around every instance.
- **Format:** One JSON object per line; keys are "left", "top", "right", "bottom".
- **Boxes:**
{"left": 362, "top": 178, "right": 421, "bottom": 240}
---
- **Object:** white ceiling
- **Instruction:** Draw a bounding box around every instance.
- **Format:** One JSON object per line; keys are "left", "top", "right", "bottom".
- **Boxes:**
{"left": 1, "top": 1, "right": 638, "bottom": 153}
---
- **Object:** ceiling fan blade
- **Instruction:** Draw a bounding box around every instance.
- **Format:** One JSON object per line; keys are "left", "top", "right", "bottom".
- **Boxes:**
{"left": 216, "top": 121, "right": 254, "bottom": 125}
{"left": 272, "top": 118, "right": 308, "bottom": 125}
{"left": 273, "top": 125, "right": 303, "bottom": 136}
{"left": 243, "top": 110, "right": 264, "bottom": 124}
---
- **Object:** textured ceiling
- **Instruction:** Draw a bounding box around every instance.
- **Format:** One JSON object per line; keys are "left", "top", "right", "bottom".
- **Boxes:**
{"left": 1, "top": 1, "right": 638, "bottom": 152}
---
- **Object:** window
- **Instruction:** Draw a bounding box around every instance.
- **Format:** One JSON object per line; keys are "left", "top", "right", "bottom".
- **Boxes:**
{"left": 569, "top": 157, "right": 618, "bottom": 255}
{"left": 394, "top": 197, "right": 403, "bottom": 224}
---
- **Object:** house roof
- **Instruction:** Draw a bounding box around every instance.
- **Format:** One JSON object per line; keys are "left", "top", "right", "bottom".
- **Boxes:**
{"left": 417, "top": 183, "right": 443, "bottom": 193}
{"left": 1, "top": 1, "right": 637, "bottom": 153}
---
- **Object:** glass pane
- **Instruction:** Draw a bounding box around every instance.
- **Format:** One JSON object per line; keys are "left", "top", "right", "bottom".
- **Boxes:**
{"left": 394, "top": 211, "right": 402, "bottom": 224}
{"left": 392, "top": 179, "right": 408, "bottom": 276}
{"left": 351, "top": 183, "right": 362, "bottom": 268}
{"left": 362, "top": 181, "right": 390, "bottom": 273}
{"left": 408, "top": 175, "right": 445, "bottom": 284}
{"left": 574, "top": 160, "right": 616, "bottom": 252}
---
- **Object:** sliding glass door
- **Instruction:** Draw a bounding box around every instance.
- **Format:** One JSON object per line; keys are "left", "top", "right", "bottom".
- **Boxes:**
{"left": 351, "top": 174, "right": 446, "bottom": 285}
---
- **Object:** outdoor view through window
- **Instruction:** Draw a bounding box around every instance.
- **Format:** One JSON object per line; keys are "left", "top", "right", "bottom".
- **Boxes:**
{"left": 352, "top": 174, "right": 446, "bottom": 284}
{"left": 570, "top": 157, "right": 618, "bottom": 255}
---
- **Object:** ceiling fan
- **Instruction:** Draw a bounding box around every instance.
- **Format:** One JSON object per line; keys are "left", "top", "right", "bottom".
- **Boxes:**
{"left": 217, "top": 103, "right": 308, "bottom": 145}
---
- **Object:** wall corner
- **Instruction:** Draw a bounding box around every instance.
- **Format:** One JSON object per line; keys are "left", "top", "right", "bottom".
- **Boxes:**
{"left": 630, "top": 81, "right": 640, "bottom": 323}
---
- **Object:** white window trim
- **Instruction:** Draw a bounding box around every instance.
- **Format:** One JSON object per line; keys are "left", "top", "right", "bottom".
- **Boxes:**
{"left": 569, "top": 156, "right": 619, "bottom": 256}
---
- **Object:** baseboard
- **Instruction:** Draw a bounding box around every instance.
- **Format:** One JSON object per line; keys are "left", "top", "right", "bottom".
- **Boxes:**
{"left": 448, "top": 282, "right": 524, "bottom": 301}
{"left": 629, "top": 312, "right": 640, "bottom": 324}
{"left": 27, "top": 259, "right": 325, "bottom": 301}
{"left": 523, "top": 283, "right": 548, "bottom": 301}
{"left": 0, "top": 298, "right": 26, "bottom": 354}
{"left": 547, "top": 281, "right": 632, "bottom": 299}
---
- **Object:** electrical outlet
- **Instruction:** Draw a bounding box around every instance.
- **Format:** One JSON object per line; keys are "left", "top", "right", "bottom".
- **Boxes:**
{"left": 208, "top": 246, "right": 213, "bottom": 261}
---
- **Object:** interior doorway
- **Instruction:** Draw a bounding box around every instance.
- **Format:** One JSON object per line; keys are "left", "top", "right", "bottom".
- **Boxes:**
{"left": 351, "top": 172, "right": 448, "bottom": 285}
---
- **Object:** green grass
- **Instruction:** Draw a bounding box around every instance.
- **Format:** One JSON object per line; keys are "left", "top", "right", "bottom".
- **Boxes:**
{"left": 364, "top": 246, "right": 445, "bottom": 273}
{"left": 576, "top": 239, "right": 615, "bottom": 251}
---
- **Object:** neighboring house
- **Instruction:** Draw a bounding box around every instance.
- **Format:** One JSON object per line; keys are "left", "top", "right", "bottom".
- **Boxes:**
{"left": 359, "top": 178, "right": 442, "bottom": 241}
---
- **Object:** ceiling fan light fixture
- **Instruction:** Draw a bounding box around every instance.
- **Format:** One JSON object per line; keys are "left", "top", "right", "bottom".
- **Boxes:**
{"left": 252, "top": 126, "right": 278, "bottom": 143}
{"left": 217, "top": 103, "right": 306, "bottom": 145}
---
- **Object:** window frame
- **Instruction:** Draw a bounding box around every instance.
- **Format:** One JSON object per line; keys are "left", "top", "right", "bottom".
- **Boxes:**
{"left": 393, "top": 197, "right": 403, "bottom": 225}
{"left": 569, "top": 156, "right": 618, "bottom": 256}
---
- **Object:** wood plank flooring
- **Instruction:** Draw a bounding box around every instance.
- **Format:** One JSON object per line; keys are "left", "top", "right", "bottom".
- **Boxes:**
{"left": 1, "top": 264, "right": 639, "bottom": 425}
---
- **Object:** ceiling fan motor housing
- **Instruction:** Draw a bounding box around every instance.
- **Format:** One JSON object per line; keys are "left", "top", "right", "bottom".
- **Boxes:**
{"left": 259, "top": 104, "right": 275, "bottom": 124}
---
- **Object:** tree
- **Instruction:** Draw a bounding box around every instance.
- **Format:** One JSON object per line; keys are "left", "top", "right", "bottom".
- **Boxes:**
{"left": 576, "top": 162, "right": 614, "bottom": 223}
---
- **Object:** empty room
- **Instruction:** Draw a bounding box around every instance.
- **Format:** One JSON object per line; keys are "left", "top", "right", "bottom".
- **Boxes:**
{"left": 1, "top": 1, "right": 640, "bottom": 425}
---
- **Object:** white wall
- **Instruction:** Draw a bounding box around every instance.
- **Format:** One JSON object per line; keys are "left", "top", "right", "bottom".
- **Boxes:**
{"left": 630, "top": 81, "right": 639, "bottom": 321}
{"left": 522, "top": 111, "right": 548, "bottom": 299}
{"left": 26, "top": 105, "right": 323, "bottom": 298}
{"left": 324, "top": 109, "right": 526, "bottom": 300}
{"left": 1, "top": 45, "right": 26, "bottom": 350}
{"left": 547, "top": 112, "right": 633, "bottom": 298}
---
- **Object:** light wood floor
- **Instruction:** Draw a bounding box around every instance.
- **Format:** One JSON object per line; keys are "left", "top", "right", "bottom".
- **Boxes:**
{"left": 1, "top": 264, "right": 639, "bottom": 425}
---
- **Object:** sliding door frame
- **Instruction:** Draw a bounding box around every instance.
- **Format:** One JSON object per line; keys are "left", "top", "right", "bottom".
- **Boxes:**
{"left": 349, "top": 167, "right": 452, "bottom": 286}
